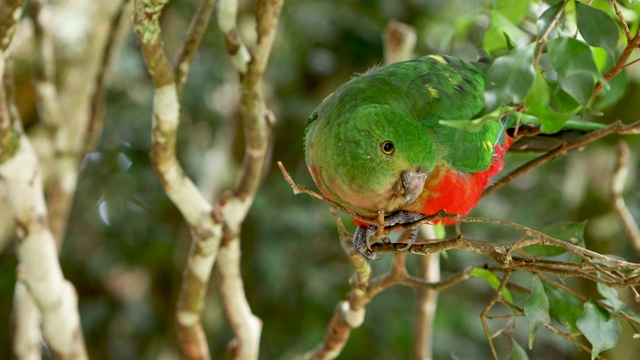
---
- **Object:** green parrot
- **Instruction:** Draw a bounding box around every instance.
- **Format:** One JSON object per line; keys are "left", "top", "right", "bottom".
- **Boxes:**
{"left": 303, "top": 54, "right": 591, "bottom": 259}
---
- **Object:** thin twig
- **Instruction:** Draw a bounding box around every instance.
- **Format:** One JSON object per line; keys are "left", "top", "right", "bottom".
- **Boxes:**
{"left": 373, "top": 228, "right": 640, "bottom": 287}
{"left": 534, "top": 0, "right": 571, "bottom": 68}
{"left": 623, "top": 57, "right": 640, "bottom": 69}
{"left": 611, "top": 0, "right": 632, "bottom": 41}
{"left": 215, "top": 0, "right": 284, "bottom": 357}
{"left": 277, "top": 161, "right": 387, "bottom": 226}
{"left": 594, "top": 28, "right": 640, "bottom": 95}
{"left": 543, "top": 325, "right": 607, "bottom": 360}
{"left": 175, "top": 0, "right": 216, "bottom": 95}
{"left": 84, "top": 0, "right": 132, "bottom": 155}
{"left": 480, "top": 271, "right": 513, "bottom": 360}
{"left": 484, "top": 120, "right": 640, "bottom": 197}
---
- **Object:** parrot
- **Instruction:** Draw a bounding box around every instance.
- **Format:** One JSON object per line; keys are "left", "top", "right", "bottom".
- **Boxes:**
{"left": 303, "top": 54, "right": 517, "bottom": 260}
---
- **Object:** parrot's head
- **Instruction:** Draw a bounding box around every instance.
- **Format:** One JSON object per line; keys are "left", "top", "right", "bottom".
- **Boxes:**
{"left": 305, "top": 103, "right": 437, "bottom": 217}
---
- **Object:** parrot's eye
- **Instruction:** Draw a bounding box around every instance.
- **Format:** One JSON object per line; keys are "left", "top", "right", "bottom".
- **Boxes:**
{"left": 381, "top": 141, "right": 395, "bottom": 155}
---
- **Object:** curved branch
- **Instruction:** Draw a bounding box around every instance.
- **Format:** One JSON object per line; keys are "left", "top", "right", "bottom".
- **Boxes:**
{"left": 133, "top": 1, "right": 224, "bottom": 358}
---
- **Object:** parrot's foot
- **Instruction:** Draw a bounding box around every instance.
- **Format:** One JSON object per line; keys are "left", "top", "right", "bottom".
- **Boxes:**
{"left": 353, "top": 211, "right": 426, "bottom": 260}
{"left": 354, "top": 225, "right": 380, "bottom": 260}
{"left": 383, "top": 210, "right": 426, "bottom": 227}
{"left": 397, "top": 227, "right": 418, "bottom": 252}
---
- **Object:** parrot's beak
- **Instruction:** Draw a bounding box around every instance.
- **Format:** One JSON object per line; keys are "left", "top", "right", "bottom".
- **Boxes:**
{"left": 400, "top": 167, "right": 428, "bottom": 205}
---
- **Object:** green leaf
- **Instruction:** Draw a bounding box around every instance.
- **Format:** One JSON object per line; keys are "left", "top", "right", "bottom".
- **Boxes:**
{"left": 543, "top": 281, "right": 583, "bottom": 333}
{"left": 509, "top": 338, "right": 529, "bottom": 360}
{"left": 525, "top": 101, "right": 574, "bottom": 135}
{"left": 559, "top": 72, "right": 595, "bottom": 106}
{"left": 504, "top": 32, "right": 516, "bottom": 51}
{"left": 484, "top": 44, "right": 535, "bottom": 112}
{"left": 524, "top": 276, "right": 550, "bottom": 349}
{"left": 554, "top": 86, "right": 582, "bottom": 113}
{"left": 576, "top": 2, "right": 620, "bottom": 57}
{"left": 547, "top": 37, "right": 607, "bottom": 106}
{"left": 576, "top": 300, "right": 622, "bottom": 360}
{"left": 597, "top": 279, "right": 625, "bottom": 314}
{"left": 523, "top": 221, "right": 587, "bottom": 256}
{"left": 439, "top": 105, "right": 511, "bottom": 132}
{"left": 470, "top": 268, "right": 514, "bottom": 304}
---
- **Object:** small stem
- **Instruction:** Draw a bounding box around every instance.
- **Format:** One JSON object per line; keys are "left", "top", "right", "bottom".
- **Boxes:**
{"left": 611, "top": 0, "right": 632, "bottom": 41}
{"left": 484, "top": 120, "right": 640, "bottom": 197}
{"left": 534, "top": 0, "right": 571, "bottom": 68}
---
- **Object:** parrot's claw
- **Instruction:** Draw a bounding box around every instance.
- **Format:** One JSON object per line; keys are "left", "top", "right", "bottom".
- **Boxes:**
{"left": 397, "top": 228, "right": 419, "bottom": 252}
{"left": 353, "top": 225, "right": 378, "bottom": 260}
{"left": 353, "top": 211, "right": 426, "bottom": 260}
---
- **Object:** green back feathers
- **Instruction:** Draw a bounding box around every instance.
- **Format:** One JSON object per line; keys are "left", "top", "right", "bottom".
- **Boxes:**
{"left": 305, "top": 55, "right": 502, "bottom": 175}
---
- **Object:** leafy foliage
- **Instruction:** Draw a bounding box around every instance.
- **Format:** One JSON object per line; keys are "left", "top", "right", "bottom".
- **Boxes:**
{"left": 451, "top": 0, "right": 637, "bottom": 137}
{"left": 576, "top": 300, "right": 622, "bottom": 360}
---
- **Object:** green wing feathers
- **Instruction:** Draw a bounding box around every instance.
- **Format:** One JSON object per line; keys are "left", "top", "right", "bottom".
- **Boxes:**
{"left": 305, "top": 54, "right": 500, "bottom": 174}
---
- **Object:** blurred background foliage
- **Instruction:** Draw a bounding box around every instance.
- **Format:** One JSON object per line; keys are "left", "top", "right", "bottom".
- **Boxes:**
{"left": 1, "top": 0, "right": 640, "bottom": 359}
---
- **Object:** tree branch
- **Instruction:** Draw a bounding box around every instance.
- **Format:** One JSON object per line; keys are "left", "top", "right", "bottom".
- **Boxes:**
{"left": 84, "top": 0, "right": 132, "bottom": 155}
{"left": 299, "top": 213, "right": 471, "bottom": 360}
{"left": 2, "top": 2, "right": 87, "bottom": 357}
{"left": 175, "top": 0, "right": 216, "bottom": 95}
{"left": 611, "top": 141, "right": 640, "bottom": 253}
{"left": 414, "top": 225, "right": 439, "bottom": 360}
{"left": 484, "top": 120, "right": 640, "bottom": 197}
{"left": 214, "top": 0, "right": 283, "bottom": 358}
{"left": 133, "top": 1, "right": 224, "bottom": 358}
{"left": 1, "top": 102, "right": 87, "bottom": 360}
{"left": 594, "top": 26, "right": 640, "bottom": 95}
{"left": 480, "top": 271, "right": 512, "bottom": 360}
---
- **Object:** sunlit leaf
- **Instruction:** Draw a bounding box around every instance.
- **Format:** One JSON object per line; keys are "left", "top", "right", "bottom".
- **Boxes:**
{"left": 470, "top": 268, "right": 514, "bottom": 304}
{"left": 576, "top": 300, "right": 622, "bottom": 360}
{"left": 485, "top": 44, "right": 535, "bottom": 112}
{"left": 524, "top": 276, "right": 550, "bottom": 349}
{"left": 576, "top": 2, "right": 619, "bottom": 57}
